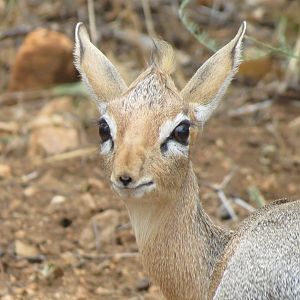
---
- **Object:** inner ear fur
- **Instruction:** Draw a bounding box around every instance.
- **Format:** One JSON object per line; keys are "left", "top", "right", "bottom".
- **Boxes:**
{"left": 181, "top": 22, "right": 247, "bottom": 123}
{"left": 74, "top": 23, "right": 127, "bottom": 104}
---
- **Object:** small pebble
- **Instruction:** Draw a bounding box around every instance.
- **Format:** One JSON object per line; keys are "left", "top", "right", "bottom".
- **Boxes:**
{"left": 136, "top": 277, "right": 150, "bottom": 291}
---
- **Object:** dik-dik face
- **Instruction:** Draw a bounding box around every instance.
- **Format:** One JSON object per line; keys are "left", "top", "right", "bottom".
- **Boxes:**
{"left": 99, "top": 74, "right": 191, "bottom": 199}
{"left": 74, "top": 22, "right": 246, "bottom": 200}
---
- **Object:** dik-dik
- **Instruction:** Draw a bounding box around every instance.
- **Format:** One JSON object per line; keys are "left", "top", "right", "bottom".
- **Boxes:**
{"left": 74, "top": 22, "right": 300, "bottom": 299}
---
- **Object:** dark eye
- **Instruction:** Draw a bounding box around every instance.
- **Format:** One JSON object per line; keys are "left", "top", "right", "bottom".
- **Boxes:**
{"left": 98, "top": 118, "right": 111, "bottom": 142}
{"left": 171, "top": 121, "right": 190, "bottom": 145}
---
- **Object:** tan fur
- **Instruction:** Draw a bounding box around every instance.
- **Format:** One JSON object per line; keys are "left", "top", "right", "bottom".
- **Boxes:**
{"left": 74, "top": 22, "right": 245, "bottom": 299}
{"left": 73, "top": 22, "right": 299, "bottom": 300}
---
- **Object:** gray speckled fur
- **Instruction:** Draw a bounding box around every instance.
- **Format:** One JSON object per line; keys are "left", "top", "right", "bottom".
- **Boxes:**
{"left": 213, "top": 200, "right": 300, "bottom": 300}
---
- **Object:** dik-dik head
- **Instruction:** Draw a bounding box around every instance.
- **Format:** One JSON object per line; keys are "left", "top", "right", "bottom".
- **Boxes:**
{"left": 74, "top": 22, "right": 246, "bottom": 201}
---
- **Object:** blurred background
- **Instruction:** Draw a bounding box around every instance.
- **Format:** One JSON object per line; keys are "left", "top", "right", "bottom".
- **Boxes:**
{"left": 0, "top": 0, "right": 299, "bottom": 299}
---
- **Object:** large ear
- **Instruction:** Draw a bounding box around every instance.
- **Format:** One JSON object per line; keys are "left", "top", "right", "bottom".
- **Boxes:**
{"left": 74, "top": 23, "right": 127, "bottom": 107}
{"left": 181, "top": 22, "right": 246, "bottom": 124}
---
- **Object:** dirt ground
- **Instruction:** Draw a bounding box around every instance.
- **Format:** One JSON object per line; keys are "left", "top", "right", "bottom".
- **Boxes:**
{"left": 0, "top": 1, "right": 300, "bottom": 299}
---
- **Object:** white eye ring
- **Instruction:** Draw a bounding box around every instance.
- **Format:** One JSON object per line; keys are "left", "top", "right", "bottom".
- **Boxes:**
{"left": 99, "top": 113, "right": 116, "bottom": 155}
{"left": 159, "top": 113, "right": 190, "bottom": 143}
{"left": 159, "top": 113, "right": 190, "bottom": 156}
{"left": 101, "top": 139, "right": 113, "bottom": 155}
{"left": 161, "top": 140, "right": 189, "bottom": 157}
{"left": 101, "top": 113, "right": 117, "bottom": 140}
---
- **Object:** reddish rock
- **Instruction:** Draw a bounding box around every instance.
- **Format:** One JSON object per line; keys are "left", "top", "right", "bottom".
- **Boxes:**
{"left": 9, "top": 28, "right": 77, "bottom": 91}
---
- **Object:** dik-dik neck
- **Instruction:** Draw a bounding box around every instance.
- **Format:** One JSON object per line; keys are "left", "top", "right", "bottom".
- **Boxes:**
{"left": 126, "top": 165, "right": 232, "bottom": 300}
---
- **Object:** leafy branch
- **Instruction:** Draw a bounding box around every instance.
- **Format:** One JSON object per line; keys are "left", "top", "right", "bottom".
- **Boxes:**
{"left": 179, "top": 0, "right": 300, "bottom": 60}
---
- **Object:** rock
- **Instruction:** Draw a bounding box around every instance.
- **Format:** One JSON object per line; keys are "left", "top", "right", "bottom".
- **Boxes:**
{"left": 9, "top": 199, "right": 22, "bottom": 212}
{"left": 80, "top": 193, "right": 97, "bottom": 210}
{"left": 136, "top": 277, "right": 150, "bottom": 291}
{"left": 58, "top": 240, "right": 74, "bottom": 252}
{"left": 15, "top": 230, "right": 26, "bottom": 239}
{"left": 215, "top": 138, "right": 224, "bottom": 148}
{"left": 94, "top": 286, "right": 112, "bottom": 296}
{"left": 9, "top": 28, "right": 77, "bottom": 91}
{"left": 51, "top": 195, "right": 66, "bottom": 204}
{"left": 87, "top": 177, "right": 106, "bottom": 191}
{"left": 26, "top": 282, "right": 39, "bottom": 295}
{"left": 15, "top": 240, "right": 39, "bottom": 257}
{"left": 38, "top": 97, "right": 73, "bottom": 116}
{"left": 23, "top": 186, "right": 39, "bottom": 198}
{"left": 260, "top": 175, "right": 277, "bottom": 190}
{"left": 13, "top": 287, "right": 27, "bottom": 296}
{"left": 28, "top": 126, "right": 79, "bottom": 157}
{"left": 261, "top": 144, "right": 277, "bottom": 158}
{"left": 60, "top": 251, "right": 77, "bottom": 266}
{"left": 79, "top": 210, "right": 119, "bottom": 251}
{"left": 260, "top": 144, "right": 277, "bottom": 165}
{"left": 27, "top": 97, "right": 85, "bottom": 158}
{"left": 27, "top": 114, "right": 66, "bottom": 130}
{"left": 75, "top": 286, "right": 90, "bottom": 300}
{"left": 0, "top": 164, "right": 12, "bottom": 179}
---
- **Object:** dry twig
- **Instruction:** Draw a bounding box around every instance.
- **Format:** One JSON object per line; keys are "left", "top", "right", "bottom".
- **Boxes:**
{"left": 233, "top": 197, "right": 255, "bottom": 213}
{"left": 0, "top": 26, "right": 32, "bottom": 41}
{"left": 141, "top": 0, "right": 156, "bottom": 37}
{"left": 79, "top": 251, "right": 139, "bottom": 260}
{"left": 198, "top": 168, "right": 238, "bottom": 220}
{"left": 92, "top": 220, "right": 101, "bottom": 252}
{"left": 87, "top": 0, "right": 99, "bottom": 44}
{"left": 41, "top": 147, "right": 97, "bottom": 165}
{"left": 0, "top": 83, "right": 88, "bottom": 106}
{"left": 217, "top": 190, "right": 238, "bottom": 220}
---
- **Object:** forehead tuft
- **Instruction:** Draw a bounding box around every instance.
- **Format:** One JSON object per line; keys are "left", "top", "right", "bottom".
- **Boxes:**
{"left": 118, "top": 70, "right": 181, "bottom": 111}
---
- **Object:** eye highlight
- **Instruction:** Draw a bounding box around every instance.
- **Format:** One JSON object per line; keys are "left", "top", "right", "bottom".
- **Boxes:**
{"left": 171, "top": 120, "right": 190, "bottom": 145}
{"left": 98, "top": 118, "right": 111, "bottom": 143}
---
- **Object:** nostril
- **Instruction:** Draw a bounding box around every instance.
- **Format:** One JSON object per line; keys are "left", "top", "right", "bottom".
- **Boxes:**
{"left": 119, "top": 175, "right": 132, "bottom": 186}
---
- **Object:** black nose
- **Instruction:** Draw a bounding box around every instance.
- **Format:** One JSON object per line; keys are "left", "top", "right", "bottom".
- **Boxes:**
{"left": 119, "top": 175, "right": 132, "bottom": 186}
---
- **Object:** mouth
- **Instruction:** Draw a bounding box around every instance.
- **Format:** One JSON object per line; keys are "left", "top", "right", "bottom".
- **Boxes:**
{"left": 112, "top": 181, "right": 154, "bottom": 190}
{"left": 122, "top": 181, "right": 154, "bottom": 190}
{"left": 111, "top": 180, "right": 155, "bottom": 198}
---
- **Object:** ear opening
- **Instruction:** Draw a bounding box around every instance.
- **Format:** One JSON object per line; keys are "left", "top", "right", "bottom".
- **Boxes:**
{"left": 74, "top": 22, "right": 127, "bottom": 108}
{"left": 181, "top": 22, "right": 247, "bottom": 124}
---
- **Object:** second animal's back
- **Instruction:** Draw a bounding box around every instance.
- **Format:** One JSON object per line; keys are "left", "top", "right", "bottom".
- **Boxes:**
{"left": 210, "top": 199, "right": 300, "bottom": 300}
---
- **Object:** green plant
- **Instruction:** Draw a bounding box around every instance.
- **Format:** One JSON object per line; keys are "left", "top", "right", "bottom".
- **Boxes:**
{"left": 179, "top": 0, "right": 300, "bottom": 60}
